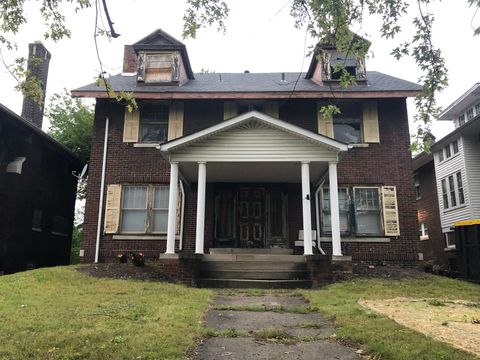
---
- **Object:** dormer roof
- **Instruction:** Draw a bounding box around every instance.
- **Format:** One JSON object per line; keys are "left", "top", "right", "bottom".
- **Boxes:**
{"left": 132, "top": 29, "right": 194, "bottom": 79}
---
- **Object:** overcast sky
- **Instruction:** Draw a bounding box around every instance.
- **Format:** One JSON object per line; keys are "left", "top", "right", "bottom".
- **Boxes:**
{"left": 1, "top": 0, "right": 480, "bottom": 140}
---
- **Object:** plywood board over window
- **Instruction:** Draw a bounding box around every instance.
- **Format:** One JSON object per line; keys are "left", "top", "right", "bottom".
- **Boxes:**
{"left": 362, "top": 101, "right": 380, "bottom": 143}
{"left": 168, "top": 102, "right": 184, "bottom": 141}
{"left": 104, "top": 184, "right": 122, "bottom": 234}
{"left": 382, "top": 186, "right": 400, "bottom": 236}
{"left": 317, "top": 103, "right": 334, "bottom": 138}
{"left": 123, "top": 108, "right": 140, "bottom": 142}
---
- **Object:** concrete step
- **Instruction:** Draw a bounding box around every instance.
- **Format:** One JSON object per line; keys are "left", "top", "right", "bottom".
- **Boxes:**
{"left": 203, "top": 254, "right": 306, "bottom": 262}
{"left": 200, "top": 269, "right": 309, "bottom": 280}
{"left": 201, "top": 261, "right": 307, "bottom": 271}
{"left": 209, "top": 248, "right": 293, "bottom": 255}
{"left": 197, "top": 278, "right": 313, "bottom": 289}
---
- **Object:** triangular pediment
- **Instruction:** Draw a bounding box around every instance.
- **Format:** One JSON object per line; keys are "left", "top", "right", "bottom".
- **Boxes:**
{"left": 134, "top": 29, "right": 185, "bottom": 48}
{"left": 161, "top": 111, "right": 348, "bottom": 160}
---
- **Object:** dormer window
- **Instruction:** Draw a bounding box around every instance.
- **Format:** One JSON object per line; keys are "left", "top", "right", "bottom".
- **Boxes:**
{"left": 322, "top": 50, "right": 367, "bottom": 82}
{"left": 137, "top": 52, "right": 179, "bottom": 83}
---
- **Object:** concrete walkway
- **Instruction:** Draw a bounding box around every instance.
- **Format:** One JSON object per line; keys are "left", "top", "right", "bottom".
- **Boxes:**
{"left": 195, "top": 292, "right": 360, "bottom": 360}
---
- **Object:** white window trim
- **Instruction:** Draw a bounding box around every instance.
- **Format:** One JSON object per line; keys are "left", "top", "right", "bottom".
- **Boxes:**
{"left": 445, "top": 232, "right": 456, "bottom": 249}
{"left": 441, "top": 171, "right": 466, "bottom": 212}
{"left": 419, "top": 223, "right": 429, "bottom": 241}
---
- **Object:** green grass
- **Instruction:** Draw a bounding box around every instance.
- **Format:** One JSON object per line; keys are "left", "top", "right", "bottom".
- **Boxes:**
{"left": 302, "top": 276, "right": 480, "bottom": 360}
{"left": 0, "top": 266, "right": 214, "bottom": 360}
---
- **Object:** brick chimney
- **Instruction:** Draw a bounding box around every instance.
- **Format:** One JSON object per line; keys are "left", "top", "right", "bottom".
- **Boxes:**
{"left": 21, "top": 41, "right": 51, "bottom": 128}
{"left": 123, "top": 45, "right": 137, "bottom": 73}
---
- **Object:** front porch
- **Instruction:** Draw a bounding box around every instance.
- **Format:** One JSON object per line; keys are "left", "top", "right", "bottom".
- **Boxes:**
{"left": 160, "top": 111, "right": 349, "bottom": 259}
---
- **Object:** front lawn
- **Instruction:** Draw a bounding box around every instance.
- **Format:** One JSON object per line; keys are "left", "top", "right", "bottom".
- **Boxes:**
{"left": 0, "top": 266, "right": 214, "bottom": 360}
{"left": 302, "top": 276, "right": 480, "bottom": 360}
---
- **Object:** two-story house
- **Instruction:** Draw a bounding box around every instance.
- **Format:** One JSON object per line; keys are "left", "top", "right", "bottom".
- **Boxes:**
{"left": 73, "top": 29, "right": 422, "bottom": 286}
{"left": 431, "top": 84, "right": 480, "bottom": 251}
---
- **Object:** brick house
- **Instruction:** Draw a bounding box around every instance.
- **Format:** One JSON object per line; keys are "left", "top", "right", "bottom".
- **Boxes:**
{"left": 73, "top": 29, "right": 422, "bottom": 286}
{"left": 0, "top": 43, "right": 83, "bottom": 274}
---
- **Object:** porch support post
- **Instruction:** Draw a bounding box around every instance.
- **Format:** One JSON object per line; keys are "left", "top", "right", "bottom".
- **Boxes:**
{"left": 301, "top": 161, "right": 313, "bottom": 255}
{"left": 166, "top": 162, "right": 179, "bottom": 254}
{"left": 195, "top": 162, "right": 207, "bottom": 254}
{"left": 329, "top": 161, "right": 342, "bottom": 256}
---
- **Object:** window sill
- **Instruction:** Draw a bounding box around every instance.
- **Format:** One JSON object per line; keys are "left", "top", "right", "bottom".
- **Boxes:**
{"left": 438, "top": 152, "right": 460, "bottom": 165}
{"left": 444, "top": 246, "right": 456, "bottom": 252}
{"left": 113, "top": 235, "right": 179, "bottom": 240}
{"left": 320, "top": 237, "right": 390, "bottom": 243}
{"left": 420, "top": 235, "right": 429, "bottom": 241}
{"left": 443, "top": 204, "right": 467, "bottom": 214}
{"left": 133, "top": 143, "right": 161, "bottom": 148}
{"left": 347, "top": 143, "right": 370, "bottom": 148}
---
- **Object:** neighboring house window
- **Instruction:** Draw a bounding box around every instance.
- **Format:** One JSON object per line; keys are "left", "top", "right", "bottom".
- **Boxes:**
{"left": 32, "top": 209, "right": 42, "bottom": 232}
{"left": 452, "top": 140, "right": 459, "bottom": 154}
{"left": 466, "top": 108, "right": 474, "bottom": 121}
{"left": 322, "top": 186, "right": 383, "bottom": 236}
{"left": 458, "top": 114, "right": 465, "bottom": 126}
{"left": 51, "top": 216, "right": 68, "bottom": 236}
{"left": 442, "top": 171, "right": 465, "bottom": 210}
{"left": 333, "top": 103, "right": 362, "bottom": 144}
{"left": 445, "top": 232, "right": 456, "bottom": 248}
{"left": 140, "top": 103, "right": 169, "bottom": 143}
{"left": 414, "top": 174, "right": 421, "bottom": 200}
{"left": 121, "top": 185, "right": 169, "bottom": 234}
{"left": 438, "top": 149, "right": 444, "bottom": 162}
{"left": 445, "top": 144, "right": 451, "bottom": 159}
{"left": 419, "top": 223, "right": 429, "bottom": 240}
{"left": 456, "top": 171, "right": 465, "bottom": 205}
{"left": 441, "top": 179, "right": 449, "bottom": 209}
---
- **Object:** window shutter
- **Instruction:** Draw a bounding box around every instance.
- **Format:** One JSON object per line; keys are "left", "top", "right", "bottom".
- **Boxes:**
{"left": 224, "top": 101, "right": 238, "bottom": 120}
{"left": 167, "top": 102, "right": 184, "bottom": 141}
{"left": 317, "top": 103, "right": 334, "bottom": 137}
{"left": 265, "top": 101, "right": 279, "bottom": 118}
{"left": 362, "top": 101, "right": 380, "bottom": 143}
{"left": 123, "top": 108, "right": 140, "bottom": 143}
{"left": 382, "top": 186, "right": 400, "bottom": 236}
{"left": 104, "top": 184, "right": 122, "bottom": 234}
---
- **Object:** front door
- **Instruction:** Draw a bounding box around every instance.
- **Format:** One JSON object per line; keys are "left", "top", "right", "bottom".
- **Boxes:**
{"left": 237, "top": 187, "right": 265, "bottom": 248}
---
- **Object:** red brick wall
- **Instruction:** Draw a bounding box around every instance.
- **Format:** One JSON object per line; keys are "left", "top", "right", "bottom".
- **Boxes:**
{"left": 415, "top": 160, "right": 454, "bottom": 266}
{"left": 82, "top": 98, "right": 419, "bottom": 265}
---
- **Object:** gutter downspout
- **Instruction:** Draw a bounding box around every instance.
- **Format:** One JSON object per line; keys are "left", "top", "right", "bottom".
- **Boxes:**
{"left": 314, "top": 180, "right": 327, "bottom": 256}
{"left": 179, "top": 180, "right": 185, "bottom": 251}
{"left": 94, "top": 117, "right": 109, "bottom": 263}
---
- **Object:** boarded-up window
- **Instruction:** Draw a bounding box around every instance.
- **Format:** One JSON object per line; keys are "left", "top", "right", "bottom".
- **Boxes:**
{"left": 382, "top": 186, "right": 400, "bottom": 236}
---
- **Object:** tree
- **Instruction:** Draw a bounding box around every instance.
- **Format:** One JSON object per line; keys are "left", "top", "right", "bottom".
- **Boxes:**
{"left": 2, "top": 0, "right": 480, "bottom": 151}
{"left": 46, "top": 90, "right": 94, "bottom": 199}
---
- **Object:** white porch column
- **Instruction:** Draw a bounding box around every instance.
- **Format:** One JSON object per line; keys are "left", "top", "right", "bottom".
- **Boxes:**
{"left": 301, "top": 161, "right": 313, "bottom": 255}
{"left": 329, "top": 162, "right": 342, "bottom": 256}
{"left": 195, "top": 162, "right": 207, "bottom": 254}
{"left": 166, "top": 162, "right": 179, "bottom": 254}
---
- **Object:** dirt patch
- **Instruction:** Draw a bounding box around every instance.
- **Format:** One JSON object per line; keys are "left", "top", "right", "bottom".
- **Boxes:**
{"left": 76, "top": 263, "right": 172, "bottom": 282}
{"left": 352, "top": 262, "right": 432, "bottom": 280}
{"left": 359, "top": 297, "right": 480, "bottom": 357}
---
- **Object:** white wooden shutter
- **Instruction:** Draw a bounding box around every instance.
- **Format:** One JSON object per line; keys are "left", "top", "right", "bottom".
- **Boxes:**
{"left": 317, "top": 103, "right": 334, "bottom": 138}
{"left": 362, "top": 101, "right": 380, "bottom": 143}
{"left": 265, "top": 101, "right": 279, "bottom": 118}
{"left": 168, "top": 102, "right": 184, "bottom": 141}
{"left": 104, "top": 184, "right": 122, "bottom": 234}
{"left": 224, "top": 101, "right": 238, "bottom": 120}
{"left": 382, "top": 186, "right": 400, "bottom": 236}
{"left": 123, "top": 108, "right": 140, "bottom": 143}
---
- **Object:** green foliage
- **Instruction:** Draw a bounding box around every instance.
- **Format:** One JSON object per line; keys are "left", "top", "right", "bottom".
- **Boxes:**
{"left": 182, "top": 0, "right": 230, "bottom": 39}
{"left": 46, "top": 90, "right": 93, "bottom": 199}
{"left": 0, "top": 267, "right": 214, "bottom": 359}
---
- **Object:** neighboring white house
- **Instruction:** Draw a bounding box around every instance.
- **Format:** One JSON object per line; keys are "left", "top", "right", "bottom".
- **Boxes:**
{"left": 433, "top": 83, "right": 480, "bottom": 249}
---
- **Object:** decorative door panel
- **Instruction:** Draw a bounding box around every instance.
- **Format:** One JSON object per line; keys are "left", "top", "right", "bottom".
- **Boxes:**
{"left": 236, "top": 187, "right": 265, "bottom": 248}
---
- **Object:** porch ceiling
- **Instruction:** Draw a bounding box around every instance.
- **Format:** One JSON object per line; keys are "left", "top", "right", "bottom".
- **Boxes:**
{"left": 179, "top": 161, "right": 328, "bottom": 183}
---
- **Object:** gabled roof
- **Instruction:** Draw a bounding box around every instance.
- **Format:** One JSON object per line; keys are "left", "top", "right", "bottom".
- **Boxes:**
{"left": 132, "top": 29, "right": 194, "bottom": 80}
{"left": 439, "top": 83, "right": 480, "bottom": 120}
{"left": 0, "top": 102, "right": 83, "bottom": 168}
{"left": 160, "top": 110, "right": 348, "bottom": 153}
{"left": 431, "top": 113, "right": 480, "bottom": 151}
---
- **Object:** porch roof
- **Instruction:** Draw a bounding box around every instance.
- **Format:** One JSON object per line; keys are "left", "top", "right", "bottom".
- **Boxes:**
{"left": 160, "top": 110, "right": 348, "bottom": 154}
